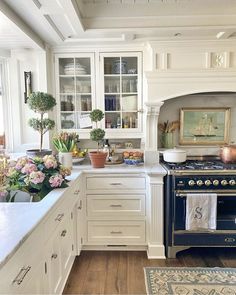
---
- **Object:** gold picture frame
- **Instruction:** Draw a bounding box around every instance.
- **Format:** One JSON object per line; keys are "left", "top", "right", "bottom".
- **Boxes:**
{"left": 179, "top": 108, "right": 230, "bottom": 145}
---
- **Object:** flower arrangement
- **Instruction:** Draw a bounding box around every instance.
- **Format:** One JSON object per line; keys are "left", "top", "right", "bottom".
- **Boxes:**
{"left": 5, "top": 155, "right": 71, "bottom": 201}
{"left": 53, "top": 132, "right": 79, "bottom": 152}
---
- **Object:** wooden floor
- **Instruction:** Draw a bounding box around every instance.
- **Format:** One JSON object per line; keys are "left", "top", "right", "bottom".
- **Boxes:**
{"left": 63, "top": 248, "right": 236, "bottom": 294}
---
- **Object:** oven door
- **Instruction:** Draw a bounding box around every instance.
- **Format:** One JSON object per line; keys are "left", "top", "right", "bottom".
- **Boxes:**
{"left": 175, "top": 193, "right": 236, "bottom": 231}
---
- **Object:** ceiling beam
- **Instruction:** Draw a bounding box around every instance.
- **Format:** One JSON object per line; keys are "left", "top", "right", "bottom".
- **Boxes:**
{"left": 0, "top": 0, "right": 45, "bottom": 49}
{"left": 56, "top": 0, "right": 85, "bottom": 35}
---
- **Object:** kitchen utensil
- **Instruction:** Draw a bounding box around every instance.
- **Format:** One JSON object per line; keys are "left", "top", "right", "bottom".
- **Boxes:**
{"left": 161, "top": 148, "right": 187, "bottom": 163}
{"left": 219, "top": 144, "right": 236, "bottom": 163}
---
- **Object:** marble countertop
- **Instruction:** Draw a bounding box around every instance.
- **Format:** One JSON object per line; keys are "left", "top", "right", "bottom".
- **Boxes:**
{"left": 0, "top": 163, "right": 166, "bottom": 269}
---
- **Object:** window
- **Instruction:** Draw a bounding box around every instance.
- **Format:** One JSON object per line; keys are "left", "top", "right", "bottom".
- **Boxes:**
{"left": 0, "top": 59, "right": 10, "bottom": 150}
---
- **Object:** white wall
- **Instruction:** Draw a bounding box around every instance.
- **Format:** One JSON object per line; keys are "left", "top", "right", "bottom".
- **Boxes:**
{"left": 9, "top": 49, "right": 49, "bottom": 152}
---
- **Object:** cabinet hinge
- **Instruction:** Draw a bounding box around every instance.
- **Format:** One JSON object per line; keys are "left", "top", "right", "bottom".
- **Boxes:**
{"left": 44, "top": 262, "right": 47, "bottom": 274}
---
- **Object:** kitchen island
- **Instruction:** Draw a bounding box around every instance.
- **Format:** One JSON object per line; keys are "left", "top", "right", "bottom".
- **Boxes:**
{"left": 0, "top": 162, "right": 166, "bottom": 294}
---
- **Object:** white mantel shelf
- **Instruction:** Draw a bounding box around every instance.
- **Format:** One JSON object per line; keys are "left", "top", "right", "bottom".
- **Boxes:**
{"left": 0, "top": 163, "right": 166, "bottom": 269}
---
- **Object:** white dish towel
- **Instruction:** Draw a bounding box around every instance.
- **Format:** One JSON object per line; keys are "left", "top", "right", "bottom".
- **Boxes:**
{"left": 186, "top": 193, "right": 217, "bottom": 231}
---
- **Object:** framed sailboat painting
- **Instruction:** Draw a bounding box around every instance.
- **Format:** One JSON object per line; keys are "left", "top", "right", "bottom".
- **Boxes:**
{"left": 179, "top": 108, "right": 230, "bottom": 145}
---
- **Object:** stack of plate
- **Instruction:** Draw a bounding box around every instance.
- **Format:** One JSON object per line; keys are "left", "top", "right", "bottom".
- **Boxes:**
{"left": 64, "top": 63, "right": 87, "bottom": 75}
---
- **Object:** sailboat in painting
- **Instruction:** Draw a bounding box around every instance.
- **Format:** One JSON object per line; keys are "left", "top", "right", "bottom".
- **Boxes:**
{"left": 191, "top": 114, "right": 218, "bottom": 137}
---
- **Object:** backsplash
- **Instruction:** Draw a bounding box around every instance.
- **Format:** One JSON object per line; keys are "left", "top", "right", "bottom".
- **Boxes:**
{"left": 158, "top": 92, "right": 236, "bottom": 156}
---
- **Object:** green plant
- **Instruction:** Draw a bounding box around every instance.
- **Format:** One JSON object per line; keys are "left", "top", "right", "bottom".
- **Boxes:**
{"left": 89, "top": 109, "right": 105, "bottom": 152}
{"left": 28, "top": 92, "right": 57, "bottom": 151}
{"left": 53, "top": 132, "right": 79, "bottom": 152}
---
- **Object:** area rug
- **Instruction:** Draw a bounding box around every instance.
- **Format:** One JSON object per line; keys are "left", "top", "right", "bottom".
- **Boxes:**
{"left": 144, "top": 267, "right": 236, "bottom": 295}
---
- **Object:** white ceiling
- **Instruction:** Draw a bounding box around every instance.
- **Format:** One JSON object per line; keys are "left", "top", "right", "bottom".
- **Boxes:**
{"left": 1, "top": 0, "right": 236, "bottom": 50}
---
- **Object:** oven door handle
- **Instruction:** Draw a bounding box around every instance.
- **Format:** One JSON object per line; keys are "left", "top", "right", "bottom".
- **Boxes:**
{"left": 176, "top": 192, "right": 236, "bottom": 197}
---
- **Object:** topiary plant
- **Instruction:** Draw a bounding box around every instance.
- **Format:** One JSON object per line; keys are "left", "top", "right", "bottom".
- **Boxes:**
{"left": 28, "top": 92, "right": 56, "bottom": 151}
{"left": 89, "top": 109, "right": 105, "bottom": 153}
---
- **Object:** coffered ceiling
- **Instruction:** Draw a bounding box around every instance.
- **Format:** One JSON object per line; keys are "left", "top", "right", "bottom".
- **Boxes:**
{"left": 1, "top": 0, "right": 236, "bottom": 49}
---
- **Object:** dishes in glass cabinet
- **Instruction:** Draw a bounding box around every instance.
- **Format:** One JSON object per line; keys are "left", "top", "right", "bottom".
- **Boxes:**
{"left": 112, "top": 60, "right": 127, "bottom": 74}
{"left": 64, "top": 63, "right": 87, "bottom": 75}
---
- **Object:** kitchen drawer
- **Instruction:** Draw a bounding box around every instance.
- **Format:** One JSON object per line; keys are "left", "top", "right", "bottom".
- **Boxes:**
{"left": 86, "top": 176, "right": 146, "bottom": 190}
{"left": 87, "top": 194, "right": 145, "bottom": 218}
{"left": 44, "top": 198, "right": 70, "bottom": 237}
{"left": 174, "top": 232, "right": 236, "bottom": 246}
{"left": 87, "top": 221, "right": 145, "bottom": 244}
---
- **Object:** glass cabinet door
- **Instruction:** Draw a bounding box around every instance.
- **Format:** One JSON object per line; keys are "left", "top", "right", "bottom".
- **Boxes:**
{"left": 101, "top": 53, "right": 141, "bottom": 132}
{"left": 56, "top": 54, "right": 94, "bottom": 132}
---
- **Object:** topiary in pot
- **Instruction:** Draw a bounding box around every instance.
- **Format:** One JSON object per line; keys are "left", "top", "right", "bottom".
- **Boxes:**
{"left": 27, "top": 92, "right": 56, "bottom": 157}
{"left": 89, "top": 109, "right": 106, "bottom": 168}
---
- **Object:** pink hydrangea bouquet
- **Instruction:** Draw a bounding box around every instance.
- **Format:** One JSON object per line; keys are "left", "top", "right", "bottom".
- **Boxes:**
{"left": 6, "top": 155, "right": 71, "bottom": 201}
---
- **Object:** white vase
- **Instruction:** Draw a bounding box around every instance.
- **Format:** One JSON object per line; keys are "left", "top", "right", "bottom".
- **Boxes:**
{"left": 59, "top": 152, "right": 73, "bottom": 169}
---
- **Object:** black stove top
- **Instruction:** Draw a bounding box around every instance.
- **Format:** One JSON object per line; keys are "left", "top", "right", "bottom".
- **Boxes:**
{"left": 162, "top": 160, "right": 236, "bottom": 171}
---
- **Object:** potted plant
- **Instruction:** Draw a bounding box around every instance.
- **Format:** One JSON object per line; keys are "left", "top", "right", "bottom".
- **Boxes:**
{"left": 89, "top": 109, "right": 106, "bottom": 168}
{"left": 53, "top": 132, "right": 79, "bottom": 168}
{"left": 27, "top": 92, "right": 57, "bottom": 157}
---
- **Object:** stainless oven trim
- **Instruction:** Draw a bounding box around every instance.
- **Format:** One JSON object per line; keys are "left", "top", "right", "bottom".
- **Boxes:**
{"left": 176, "top": 191, "right": 236, "bottom": 197}
{"left": 168, "top": 170, "right": 236, "bottom": 175}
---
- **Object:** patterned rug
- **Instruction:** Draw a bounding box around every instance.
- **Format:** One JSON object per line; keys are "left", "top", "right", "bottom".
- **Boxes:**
{"left": 144, "top": 267, "right": 236, "bottom": 295}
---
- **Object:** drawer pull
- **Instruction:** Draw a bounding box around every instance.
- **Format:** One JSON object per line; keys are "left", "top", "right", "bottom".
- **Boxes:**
{"left": 110, "top": 231, "right": 122, "bottom": 234}
{"left": 225, "top": 237, "right": 235, "bottom": 243}
{"left": 61, "top": 230, "right": 67, "bottom": 237}
{"left": 110, "top": 204, "right": 122, "bottom": 208}
{"left": 55, "top": 213, "right": 64, "bottom": 222}
{"left": 51, "top": 254, "right": 58, "bottom": 259}
{"left": 110, "top": 183, "right": 122, "bottom": 186}
{"left": 13, "top": 266, "right": 31, "bottom": 285}
{"left": 74, "top": 190, "right": 80, "bottom": 195}
{"left": 78, "top": 200, "right": 82, "bottom": 210}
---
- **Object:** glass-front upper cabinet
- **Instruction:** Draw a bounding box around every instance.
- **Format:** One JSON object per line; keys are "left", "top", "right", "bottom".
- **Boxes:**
{"left": 100, "top": 52, "right": 142, "bottom": 136}
{"left": 55, "top": 53, "right": 95, "bottom": 136}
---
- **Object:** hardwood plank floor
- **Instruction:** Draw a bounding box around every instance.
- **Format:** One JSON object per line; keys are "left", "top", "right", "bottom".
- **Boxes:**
{"left": 63, "top": 248, "right": 236, "bottom": 294}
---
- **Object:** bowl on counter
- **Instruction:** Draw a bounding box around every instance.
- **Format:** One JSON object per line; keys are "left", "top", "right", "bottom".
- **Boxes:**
{"left": 124, "top": 158, "right": 143, "bottom": 165}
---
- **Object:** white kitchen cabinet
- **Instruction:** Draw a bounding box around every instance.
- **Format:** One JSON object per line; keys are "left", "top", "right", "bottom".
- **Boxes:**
{"left": 0, "top": 222, "right": 46, "bottom": 294}
{"left": 85, "top": 173, "right": 146, "bottom": 247}
{"left": 99, "top": 52, "right": 143, "bottom": 138}
{"left": 55, "top": 53, "right": 95, "bottom": 138}
{"left": 54, "top": 51, "right": 143, "bottom": 138}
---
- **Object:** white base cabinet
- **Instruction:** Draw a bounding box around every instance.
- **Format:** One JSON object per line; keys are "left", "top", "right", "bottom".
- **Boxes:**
{"left": 0, "top": 174, "right": 82, "bottom": 295}
{"left": 85, "top": 173, "right": 146, "bottom": 247}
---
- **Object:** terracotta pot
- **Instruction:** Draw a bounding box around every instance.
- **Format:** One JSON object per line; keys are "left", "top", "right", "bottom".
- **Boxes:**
{"left": 89, "top": 151, "right": 107, "bottom": 168}
{"left": 220, "top": 145, "right": 236, "bottom": 163}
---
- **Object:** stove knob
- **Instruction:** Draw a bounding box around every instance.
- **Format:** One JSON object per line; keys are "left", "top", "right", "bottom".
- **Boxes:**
{"left": 197, "top": 180, "right": 204, "bottom": 186}
{"left": 229, "top": 179, "right": 236, "bottom": 186}
{"left": 221, "top": 180, "right": 228, "bottom": 186}
{"left": 213, "top": 180, "right": 219, "bottom": 186}
{"left": 188, "top": 180, "right": 195, "bottom": 186}
{"left": 205, "top": 180, "right": 212, "bottom": 186}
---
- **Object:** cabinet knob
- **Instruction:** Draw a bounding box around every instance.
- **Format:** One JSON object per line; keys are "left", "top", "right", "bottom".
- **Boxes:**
{"left": 51, "top": 254, "right": 58, "bottom": 259}
{"left": 74, "top": 190, "right": 80, "bottom": 195}
{"left": 77, "top": 200, "right": 82, "bottom": 210}
{"left": 110, "top": 204, "right": 122, "bottom": 208}
{"left": 61, "top": 230, "right": 67, "bottom": 237}
{"left": 110, "top": 183, "right": 122, "bottom": 186}
{"left": 12, "top": 266, "right": 31, "bottom": 285}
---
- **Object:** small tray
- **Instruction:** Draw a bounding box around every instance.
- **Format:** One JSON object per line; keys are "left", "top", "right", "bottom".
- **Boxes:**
{"left": 72, "top": 157, "right": 85, "bottom": 164}
{"left": 105, "top": 160, "right": 123, "bottom": 165}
